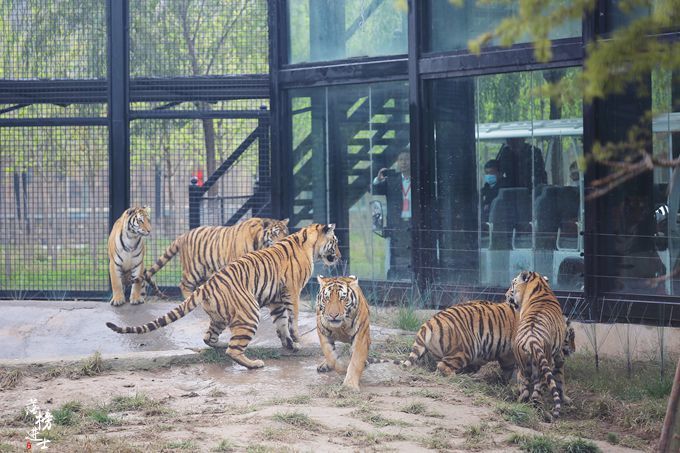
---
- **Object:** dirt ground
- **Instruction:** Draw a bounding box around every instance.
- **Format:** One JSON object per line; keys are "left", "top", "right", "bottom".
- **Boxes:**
{"left": 0, "top": 342, "right": 639, "bottom": 453}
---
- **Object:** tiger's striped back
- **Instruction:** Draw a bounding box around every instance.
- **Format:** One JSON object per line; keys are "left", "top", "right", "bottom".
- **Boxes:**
{"left": 143, "top": 217, "right": 289, "bottom": 298}
{"left": 107, "top": 223, "right": 340, "bottom": 370}
{"left": 401, "top": 300, "right": 517, "bottom": 379}
{"left": 507, "top": 271, "right": 567, "bottom": 419}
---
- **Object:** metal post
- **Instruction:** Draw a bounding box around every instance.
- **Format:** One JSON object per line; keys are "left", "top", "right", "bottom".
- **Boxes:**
{"left": 189, "top": 177, "right": 202, "bottom": 229}
{"left": 107, "top": 0, "right": 130, "bottom": 231}
{"left": 257, "top": 105, "right": 270, "bottom": 217}
{"left": 21, "top": 171, "right": 29, "bottom": 232}
{"left": 13, "top": 172, "right": 21, "bottom": 220}
{"left": 155, "top": 163, "right": 162, "bottom": 220}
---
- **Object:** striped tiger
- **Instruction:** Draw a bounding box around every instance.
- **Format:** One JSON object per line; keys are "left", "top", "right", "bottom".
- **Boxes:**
{"left": 141, "top": 217, "right": 289, "bottom": 298}
{"left": 315, "top": 275, "right": 371, "bottom": 390}
{"left": 106, "top": 223, "right": 340, "bottom": 368}
{"left": 506, "top": 271, "right": 568, "bottom": 419}
{"left": 400, "top": 300, "right": 517, "bottom": 381}
{"left": 108, "top": 206, "right": 154, "bottom": 306}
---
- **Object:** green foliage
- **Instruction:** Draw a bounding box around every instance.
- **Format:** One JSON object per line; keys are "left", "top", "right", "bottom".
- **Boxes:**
{"left": 394, "top": 306, "right": 423, "bottom": 331}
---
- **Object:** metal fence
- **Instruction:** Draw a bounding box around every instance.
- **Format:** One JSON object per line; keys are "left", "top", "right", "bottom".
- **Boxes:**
{"left": 0, "top": 0, "right": 270, "bottom": 300}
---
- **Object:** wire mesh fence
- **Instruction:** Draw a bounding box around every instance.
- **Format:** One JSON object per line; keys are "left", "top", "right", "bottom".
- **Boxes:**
{"left": 0, "top": 126, "right": 109, "bottom": 295}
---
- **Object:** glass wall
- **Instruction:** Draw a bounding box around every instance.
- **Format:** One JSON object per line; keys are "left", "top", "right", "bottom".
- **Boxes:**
{"left": 288, "top": 0, "right": 407, "bottom": 64}
{"left": 595, "top": 70, "right": 680, "bottom": 295}
{"left": 426, "top": 0, "right": 581, "bottom": 53}
{"left": 425, "top": 68, "right": 583, "bottom": 290}
{"left": 288, "top": 81, "right": 411, "bottom": 280}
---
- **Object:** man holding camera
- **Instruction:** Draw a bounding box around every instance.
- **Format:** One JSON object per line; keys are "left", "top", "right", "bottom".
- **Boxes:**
{"left": 372, "top": 150, "right": 412, "bottom": 280}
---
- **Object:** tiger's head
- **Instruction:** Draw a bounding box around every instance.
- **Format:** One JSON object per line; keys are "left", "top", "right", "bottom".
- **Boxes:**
{"left": 306, "top": 223, "right": 341, "bottom": 266}
{"left": 316, "top": 275, "right": 359, "bottom": 327}
{"left": 125, "top": 206, "right": 151, "bottom": 237}
{"left": 505, "top": 270, "right": 550, "bottom": 310}
{"left": 563, "top": 319, "right": 576, "bottom": 357}
{"left": 260, "top": 218, "right": 290, "bottom": 247}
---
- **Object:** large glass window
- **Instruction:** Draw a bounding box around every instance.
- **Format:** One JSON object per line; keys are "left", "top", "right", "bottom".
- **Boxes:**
{"left": 426, "top": 68, "right": 583, "bottom": 291}
{"left": 288, "top": 0, "right": 407, "bottom": 64}
{"left": 288, "top": 81, "right": 410, "bottom": 281}
{"left": 426, "top": 0, "right": 581, "bottom": 54}
{"left": 596, "top": 70, "right": 680, "bottom": 295}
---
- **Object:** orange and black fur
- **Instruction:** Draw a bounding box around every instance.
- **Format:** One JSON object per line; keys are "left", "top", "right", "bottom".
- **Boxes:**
{"left": 400, "top": 300, "right": 518, "bottom": 381}
{"left": 141, "top": 217, "right": 289, "bottom": 298}
{"left": 315, "top": 276, "right": 371, "bottom": 390}
{"left": 506, "top": 271, "right": 568, "bottom": 419}
{"left": 106, "top": 224, "right": 340, "bottom": 368}
{"left": 108, "top": 207, "right": 155, "bottom": 306}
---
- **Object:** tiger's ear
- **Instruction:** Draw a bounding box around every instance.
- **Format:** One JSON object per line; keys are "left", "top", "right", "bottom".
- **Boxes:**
{"left": 521, "top": 271, "right": 532, "bottom": 282}
{"left": 282, "top": 218, "right": 290, "bottom": 225}
{"left": 323, "top": 223, "right": 336, "bottom": 234}
{"left": 347, "top": 275, "right": 359, "bottom": 287}
{"left": 143, "top": 206, "right": 151, "bottom": 216}
{"left": 317, "top": 275, "right": 325, "bottom": 285}
{"left": 261, "top": 219, "right": 271, "bottom": 228}
{"left": 542, "top": 275, "right": 549, "bottom": 282}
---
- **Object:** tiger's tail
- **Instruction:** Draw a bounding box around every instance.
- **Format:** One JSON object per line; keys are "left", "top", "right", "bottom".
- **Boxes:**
{"left": 397, "top": 323, "right": 430, "bottom": 367}
{"left": 106, "top": 289, "right": 202, "bottom": 334}
{"left": 530, "top": 341, "right": 561, "bottom": 418}
{"left": 144, "top": 237, "right": 183, "bottom": 282}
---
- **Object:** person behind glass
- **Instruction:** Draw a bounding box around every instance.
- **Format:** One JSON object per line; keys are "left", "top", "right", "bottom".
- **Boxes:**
{"left": 496, "top": 137, "right": 547, "bottom": 189}
{"left": 373, "top": 150, "right": 412, "bottom": 279}
{"left": 568, "top": 161, "right": 580, "bottom": 187}
{"left": 481, "top": 159, "right": 500, "bottom": 223}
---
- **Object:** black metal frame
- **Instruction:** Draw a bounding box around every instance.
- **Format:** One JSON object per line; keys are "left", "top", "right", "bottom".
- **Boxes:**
{"left": 268, "top": 0, "right": 680, "bottom": 325}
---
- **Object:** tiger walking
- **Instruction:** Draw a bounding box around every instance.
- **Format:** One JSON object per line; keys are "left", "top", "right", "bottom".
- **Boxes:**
{"left": 315, "top": 276, "right": 371, "bottom": 390}
{"left": 141, "top": 218, "right": 289, "bottom": 298}
{"left": 108, "top": 207, "right": 153, "bottom": 306}
{"left": 400, "top": 300, "right": 518, "bottom": 381}
{"left": 506, "top": 271, "right": 568, "bottom": 419}
{"left": 106, "top": 224, "right": 340, "bottom": 369}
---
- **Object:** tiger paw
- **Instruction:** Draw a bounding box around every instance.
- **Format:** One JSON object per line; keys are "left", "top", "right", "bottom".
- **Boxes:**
{"left": 436, "top": 362, "right": 454, "bottom": 376}
{"left": 342, "top": 379, "right": 360, "bottom": 391}
{"left": 248, "top": 360, "right": 265, "bottom": 369}
{"left": 110, "top": 297, "right": 126, "bottom": 307}
{"left": 283, "top": 337, "right": 300, "bottom": 352}
{"left": 129, "top": 298, "right": 145, "bottom": 305}
{"left": 317, "top": 362, "right": 332, "bottom": 373}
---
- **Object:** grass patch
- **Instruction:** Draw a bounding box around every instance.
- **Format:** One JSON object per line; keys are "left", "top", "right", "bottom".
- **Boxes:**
{"left": 509, "top": 434, "right": 602, "bottom": 453}
{"left": 79, "top": 351, "right": 105, "bottom": 377}
{"left": 410, "top": 388, "right": 443, "bottom": 400}
{"left": 200, "top": 348, "right": 229, "bottom": 363}
{"left": 563, "top": 438, "right": 601, "bottom": 453}
{"left": 259, "top": 427, "right": 289, "bottom": 442}
{"left": 109, "top": 393, "right": 152, "bottom": 412}
{"left": 0, "top": 369, "right": 22, "bottom": 390}
{"left": 213, "top": 439, "right": 237, "bottom": 452}
{"left": 87, "top": 407, "right": 120, "bottom": 426}
{"left": 163, "top": 440, "right": 196, "bottom": 450}
{"left": 272, "top": 411, "right": 322, "bottom": 431}
{"left": 495, "top": 402, "right": 539, "bottom": 428}
{"left": 247, "top": 347, "right": 281, "bottom": 360}
{"left": 51, "top": 401, "right": 83, "bottom": 426}
{"left": 393, "top": 306, "right": 423, "bottom": 332}
{"left": 267, "top": 395, "right": 311, "bottom": 406}
{"left": 606, "top": 432, "right": 619, "bottom": 445}
{"left": 463, "top": 422, "right": 492, "bottom": 449}
{"left": 400, "top": 401, "right": 427, "bottom": 415}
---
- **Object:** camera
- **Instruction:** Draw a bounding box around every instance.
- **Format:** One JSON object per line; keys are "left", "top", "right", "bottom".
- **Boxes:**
{"left": 382, "top": 169, "right": 397, "bottom": 178}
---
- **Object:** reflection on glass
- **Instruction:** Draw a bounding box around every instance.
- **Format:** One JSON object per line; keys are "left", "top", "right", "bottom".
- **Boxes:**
{"left": 427, "top": 68, "right": 584, "bottom": 291}
{"left": 288, "top": 82, "right": 410, "bottom": 281}
{"left": 426, "top": 0, "right": 581, "bottom": 53}
{"left": 288, "top": 0, "right": 407, "bottom": 64}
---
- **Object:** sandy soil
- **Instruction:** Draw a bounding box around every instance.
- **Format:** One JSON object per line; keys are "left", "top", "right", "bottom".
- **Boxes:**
{"left": 0, "top": 347, "right": 637, "bottom": 453}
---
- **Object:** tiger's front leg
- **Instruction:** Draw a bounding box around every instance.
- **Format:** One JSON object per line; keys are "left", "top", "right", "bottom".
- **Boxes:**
{"left": 317, "top": 332, "right": 343, "bottom": 374}
{"left": 287, "top": 290, "right": 302, "bottom": 348}
{"left": 343, "top": 327, "right": 369, "bottom": 390}
{"left": 109, "top": 260, "right": 126, "bottom": 306}
{"left": 129, "top": 263, "right": 145, "bottom": 305}
{"left": 269, "top": 302, "right": 298, "bottom": 352}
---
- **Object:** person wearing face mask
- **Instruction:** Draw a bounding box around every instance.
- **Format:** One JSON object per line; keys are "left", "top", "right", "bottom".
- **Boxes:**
{"left": 568, "top": 161, "right": 580, "bottom": 187}
{"left": 481, "top": 159, "right": 500, "bottom": 223}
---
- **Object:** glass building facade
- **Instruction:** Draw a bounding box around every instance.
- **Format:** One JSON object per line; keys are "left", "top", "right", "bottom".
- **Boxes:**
{"left": 270, "top": 0, "right": 680, "bottom": 325}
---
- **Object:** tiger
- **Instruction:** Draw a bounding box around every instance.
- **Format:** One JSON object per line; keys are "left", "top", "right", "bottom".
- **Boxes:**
{"left": 506, "top": 270, "right": 568, "bottom": 419}
{"left": 315, "top": 275, "right": 371, "bottom": 390}
{"left": 106, "top": 223, "right": 340, "bottom": 368}
{"left": 140, "top": 217, "right": 289, "bottom": 298}
{"left": 399, "top": 300, "right": 518, "bottom": 381}
{"left": 108, "top": 206, "right": 155, "bottom": 306}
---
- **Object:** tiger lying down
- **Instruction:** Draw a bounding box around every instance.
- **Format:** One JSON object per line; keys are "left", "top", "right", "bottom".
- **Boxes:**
{"left": 106, "top": 223, "right": 340, "bottom": 369}
{"left": 399, "top": 297, "right": 576, "bottom": 384}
